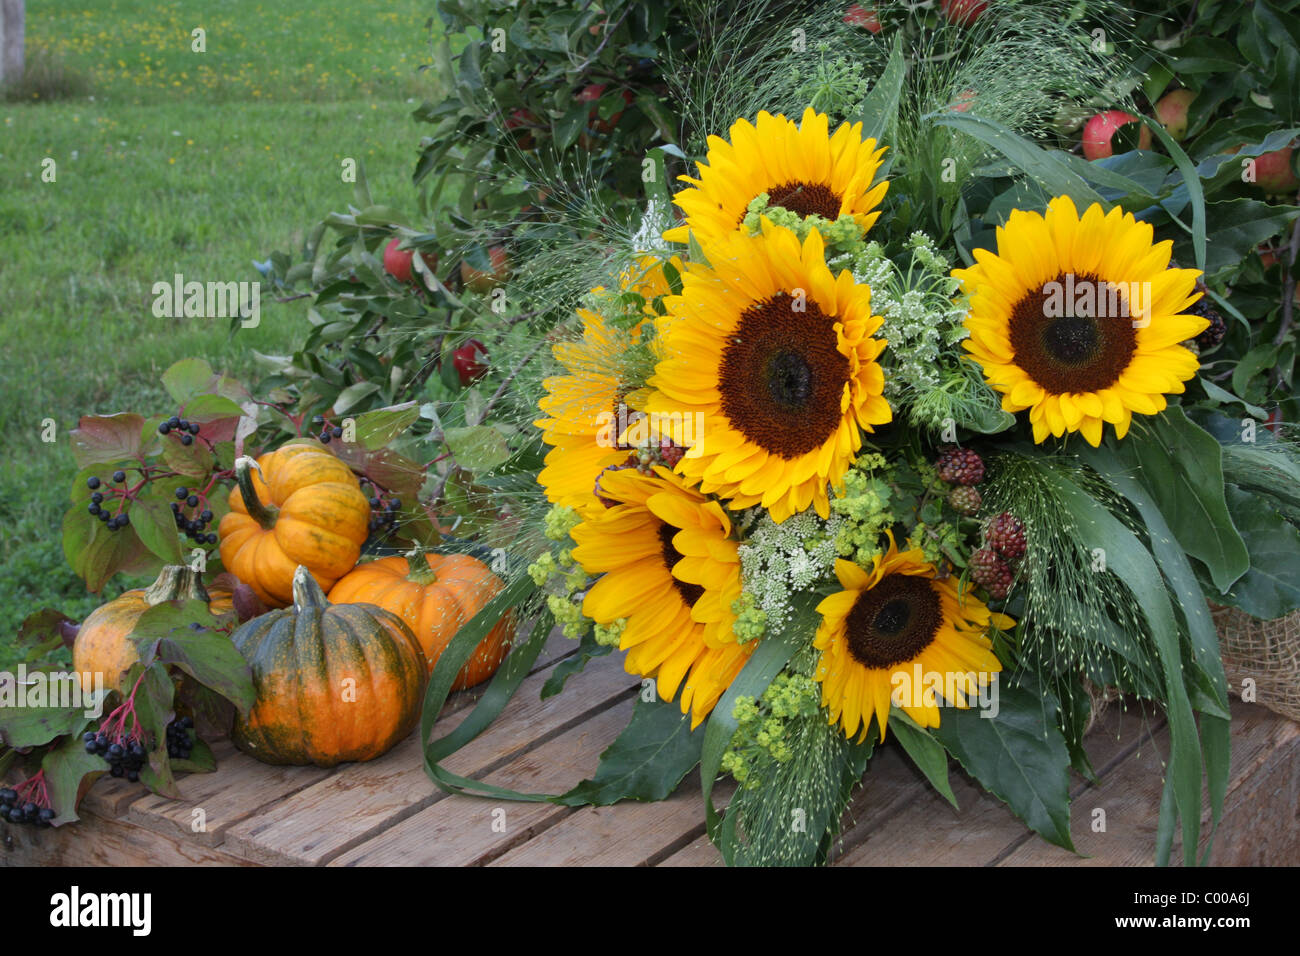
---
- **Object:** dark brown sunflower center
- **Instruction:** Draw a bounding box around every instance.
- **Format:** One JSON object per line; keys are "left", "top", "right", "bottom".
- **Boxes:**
{"left": 718, "top": 293, "right": 849, "bottom": 460}
{"left": 844, "top": 575, "right": 942, "bottom": 669}
{"left": 745, "top": 181, "right": 842, "bottom": 224}
{"left": 1008, "top": 272, "right": 1137, "bottom": 394}
{"left": 658, "top": 523, "right": 704, "bottom": 609}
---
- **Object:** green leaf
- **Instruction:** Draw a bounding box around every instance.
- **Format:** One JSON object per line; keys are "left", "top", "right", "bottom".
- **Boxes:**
{"left": 556, "top": 695, "right": 702, "bottom": 806}
{"left": 1184, "top": 199, "right": 1300, "bottom": 279}
{"left": 353, "top": 402, "right": 421, "bottom": 450}
{"left": 162, "top": 358, "right": 217, "bottom": 404}
{"left": 170, "top": 735, "right": 216, "bottom": 774}
{"left": 181, "top": 393, "right": 245, "bottom": 421}
{"left": 855, "top": 34, "right": 905, "bottom": 145}
{"left": 0, "top": 697, "right": 96, "bottom": 749}
{"left": 131, "top": 662, "right": 180, "bottom": 798}
{"left": 444, "top": 424, "right": 511, "bottom": 474}
{"left": 931, "top": 678, "right": 1074, "bottom": 851}
{"left": 1118, "top": 408, "right": 1249, "bottom": 592}
{"left": 62, "top": 504, "right": 153, "bottom": 593}
{"left": 152, "top": 621, "right": 256, "bottom": 714}
{"left": 130, "top": 484, "right": 185, "bottom": 565}
{"left": 1216, "top": 484, "right": 1300, "bottom": 618}
{"left": 1142, "top": 116, "right": 1206, "bottom": 271}
{"left": 928, "top": 112, "right": 1104, "bottom": 209}
{"left": 553, "top": 102, "right": 589, "bottom": 152}
{"left": 1198, "top": 377, "right": 1266, "bottom": 419}
{"left": 889, "top": 711, "right": 958, "bottom": 809}
{"left": 332, "top": 380, "right": 382, "bottom": 415}
{"left": 70, "top": 413, "right": 146, "bottom": 469}
{"left": 42, "top": 733, "right": 107, "bottom": 824}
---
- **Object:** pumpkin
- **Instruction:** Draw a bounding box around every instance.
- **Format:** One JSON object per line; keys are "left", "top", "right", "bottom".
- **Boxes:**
{"left": 217, "top": 444, "right": 370, "bottom": 608}
{"left": 328, "top": 551, "right": 515, "bottom": 690}
{"left": 73, "top": 566, "right": 218, "bottom": 690}
{"left": 230, "top": 565, "right": 428, "bottom": 767}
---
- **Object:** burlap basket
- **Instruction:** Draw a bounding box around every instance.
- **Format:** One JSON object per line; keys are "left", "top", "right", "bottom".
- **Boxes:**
{"left": 1212, "top": 604, "right": 1300, "bottom": 723}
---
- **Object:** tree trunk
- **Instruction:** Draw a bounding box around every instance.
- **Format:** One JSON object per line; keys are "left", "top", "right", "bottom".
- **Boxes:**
{"left": 0, "top": 0, "right": 24, "bottom": 87}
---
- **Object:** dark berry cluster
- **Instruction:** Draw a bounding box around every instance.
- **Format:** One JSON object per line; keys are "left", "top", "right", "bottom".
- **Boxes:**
{"left": 0, "top": 787, "right": 55, "bottom": 828}
{"left": 158, "top": 415, "right": 202, "bottom": 446}
{"left": 985, "top": 511, "right": 1027, "bottom": 561}
{"left": 312, "top": 415, "right": 345, "bottom": 444}
{"left": 86, "top": 472, "right": 132, "bottom": 531}
{"left": 1188, "top": 296, "right": 1226, "bottom": 351}
{"left": 172, "top": 486, "right": 218, "bottom": 545}
{"left": 937, "top": 446, "right": 985, "bottom": 486}
{"left": 970, "top": 548, "right": 1014, "bottom": 600}
{"left": 356, "top": 476, "right": 401, "bottom": 533}
{"left": 166, "top": 717, "right": 196, "bottom": 760}
{"left": 84, "top": 730, "right": 147, "bottom": 782}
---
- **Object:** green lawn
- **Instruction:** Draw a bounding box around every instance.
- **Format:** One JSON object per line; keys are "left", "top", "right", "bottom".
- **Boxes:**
{"left": 0, "top": 1, "right": 440, "bottom": 656}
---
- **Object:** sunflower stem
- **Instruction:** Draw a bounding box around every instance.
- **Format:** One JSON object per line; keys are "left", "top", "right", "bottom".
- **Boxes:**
{"left": 234, "top": 456, "right": 279, "bottom": 530}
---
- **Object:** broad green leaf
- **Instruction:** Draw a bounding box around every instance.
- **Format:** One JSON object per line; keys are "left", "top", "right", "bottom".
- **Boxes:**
{"left": 181, "top": 393, "right": 245, "bottom": 421}
{"left": 62, "top": 504, "right": 154, "bottom": 593}
{"left": 932, "top": 678, "right": 1073, "bottom": 851}
{"left": 130, "top": 484, "right": 185, "bottom": 565}
{"left": 889, "top": 711, "right": 958, "bottom": 809}
{"left": 161, "top": 358, "right": 216, "bottom": 405}
{"left": 42, "top": 733, "right": 107, "bottom": 824}
{"left": 557, "top": 696, "right": 702, "bottom": 806}
{"left": 152, "top": 621, "right": 256, "bottom": 714}
{"left": 332, "top": 380, "right": 382, "bottom": 415}
{"left": 444, "top": 424, "right": 511, "bottom": 474}
{"left": 1143, "top": 117, "right": 1206, "bottom": 271}
{"left": 0, "top": 697, "right": 96, "bottom": 749}
{"left": 131, "top": 662, "right": 180, "bottom": 798}
{"left": 353, "top": 402, "right": 421, "bottom": 450}
{"left": 1216, "top": 484, "right": 1300, "bottom": 618}
{"left": 1119, "top": 408, "right": 1248, "bottom": 593}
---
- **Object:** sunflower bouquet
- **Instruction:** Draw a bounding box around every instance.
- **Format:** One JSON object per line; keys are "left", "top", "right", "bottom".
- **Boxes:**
{"left": 414, "top": 6, "right": 1300, "bottom": 868}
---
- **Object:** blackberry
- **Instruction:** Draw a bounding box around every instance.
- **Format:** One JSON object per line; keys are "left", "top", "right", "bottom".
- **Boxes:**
{"left": 985, "top": 512, "right": 1027, "bottom": 561}
{"left": 1188, "top": 296, "right": 1226, "bottom": 350}
{"left": 970, "top": 548, "right": 1013, "bottom": 600}
{"left": 948, "top": 485, "right": 982, "bottom": 516}
{"left": 936, "top": 446, "right": 985, "bottom": 486}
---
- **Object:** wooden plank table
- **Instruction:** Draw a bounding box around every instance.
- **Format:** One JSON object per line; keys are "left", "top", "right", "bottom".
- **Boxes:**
{"left": 4, "top": 632, "right": 1298, "bottom": 867}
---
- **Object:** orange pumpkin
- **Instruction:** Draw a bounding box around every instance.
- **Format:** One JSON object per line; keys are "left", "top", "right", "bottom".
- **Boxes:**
{"left": 73, "top": 566, "right": 220, "bottom": 690}
{"left": 218, "top": 444, "right": 370, "bottom": 608}
{"left": 328, "top": 551, "right": 515, "bottom": 690}
{"left": 231, "top": 566, "right": 428, "bottom": 767}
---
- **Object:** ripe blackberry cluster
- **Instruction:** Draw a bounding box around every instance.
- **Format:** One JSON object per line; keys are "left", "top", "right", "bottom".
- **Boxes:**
{"left": 172, "top": 486, "right": 217, "bottom": 545}
{"left": 0, "top": 788, "right": 55, "bottom": 828}
{"left": 1188, "top": 296, "right": 1226, "bottom": 350}
{"left": 936, "top": 446, "right": 985, "bottom": 486}
{"left": 84, "top": 730, "right": 147, "bottom": 782}
{"left": 166, "top": 717, "right": 195, "bottom": 760}
{"left": 970, "top": 548, "right": 1014, "bottom": 600}
{"left": 313, "top": 415, "right": 345, "bottom": 444}
{"left": 86, "top": 473, "right": 133, "bottom": 531}
{"left": 984, "top": 511, "right": 1027, "bottom": 561}
{"left": 159, "top": 415, "right": 201, "bottom": 446}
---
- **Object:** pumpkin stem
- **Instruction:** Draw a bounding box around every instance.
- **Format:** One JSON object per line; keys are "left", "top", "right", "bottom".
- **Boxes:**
{"left": 404, "top": 549, "right": 439, "bottom": 585}
{"left": 234, "top": 456, "right": 279, "bottom": 530}
{"left": 291, "top": 566, "right": 330, "bottom": 610}
{"left": 143, "top": 566, "right": 211, "bottom": 606}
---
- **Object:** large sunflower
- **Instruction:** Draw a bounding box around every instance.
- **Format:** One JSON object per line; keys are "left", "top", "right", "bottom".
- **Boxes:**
{"left": 535, "top": 259, "right": 678, "bottom": 511}
{"left": 570, "top": 466, "right": 751, "bottom": 728}
{"left": 954, "top": 195, "right": 1207, "bottom": 446}
{"left": 662, "top": 107, "right": 888, "bottom": 246}
{"left": 645, "top": 220, "right": 891, "bottom": 522}
{"left": 813, "top": 538, "right": 1009, "bottom": 742}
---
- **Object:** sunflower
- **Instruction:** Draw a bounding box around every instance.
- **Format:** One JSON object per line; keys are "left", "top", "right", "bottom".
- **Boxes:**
{"left": 570, "top": 465, "right": 751, "bottom": 728}
{"left": 644, "top": 219, "right": 891, "bottom": 523}
{"left": 954, "top": 195, "right": 1207, "bottom": 446}
{"left": 535, "top": 258, "right": 680, "bottom": 511}
{"left": 812, "top": 537, "right": 1009, "bottom": 742}
{"left": 663, "top": 107, "right": 888, "bottom": 247}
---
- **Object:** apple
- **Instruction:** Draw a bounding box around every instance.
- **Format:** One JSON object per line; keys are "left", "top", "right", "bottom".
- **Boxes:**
{"left": 843, "top": 4, "right": 882, "bottom": 32}
{"left": 452, "top": 339, "right": 489, "bottom": 386}
{"left": 383, "top": 237, "right": 439, "bottom": 284}
{"left": 949, "top": 88, "right": 977, "bottom": 113}
{"left": 1252, "top": 145, "right": 1300, "bottom": 194}
{"left": 1081, "top": 110, "right": 1151, "bottom": 160}
{"left": 1154, "top": 89, "right": 1195, "bottom": 142}
{"left": 460, "top": 245, "right": 510, "bottom": 294}
{"left": 941, "top": 0, "right": 988, "bottom": 26}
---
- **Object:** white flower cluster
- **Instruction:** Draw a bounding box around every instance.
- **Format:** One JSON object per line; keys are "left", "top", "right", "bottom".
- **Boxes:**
{"left": 852, "top": 233, "right": 967, "bottom": 402}
{"left": 738, "top": 508, "right": 843, "bottom": 630}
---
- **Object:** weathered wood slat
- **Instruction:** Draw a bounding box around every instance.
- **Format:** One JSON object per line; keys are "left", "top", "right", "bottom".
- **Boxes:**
{"left": 223, "top": 645, "right": 636, "bottom": 865}
{"left": 330, "top": 695, "right": 638, "bottom": 866}
{"left": 2, "top": 809, "right": 254, "bottom": 866}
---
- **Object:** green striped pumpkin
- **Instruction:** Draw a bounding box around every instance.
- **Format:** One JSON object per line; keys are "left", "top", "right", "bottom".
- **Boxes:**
{"left": 230, "top": 565, "right": 428, "bottom": 767}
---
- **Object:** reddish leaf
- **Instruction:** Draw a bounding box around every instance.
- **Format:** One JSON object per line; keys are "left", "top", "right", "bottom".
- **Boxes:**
{"left": 70, "top": 413, "right": 146, "bottom": 469}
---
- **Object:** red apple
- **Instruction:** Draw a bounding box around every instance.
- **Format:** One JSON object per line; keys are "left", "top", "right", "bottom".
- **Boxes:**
{"left": 1252, "top": 145, "right": 1300, "bottom": 194}
{"left": 843, "top": 4, "right": 882, "bottom": 32}
{"left": 1081, "top": 110, "right": 1152, "bottom": 160}
{"left": 941, "top": 0, "right": 988, "bottom": 26}
{"left": 1154, "top": 89, "right": 1195, "bottom": 142}
{"left": 452, "top": 340, "right": 489, "bottom": 385}
{"left": 383, "top": 237, "right": 439, "bottom": 284}
{"left": 460, "top": 245, "right": 510, "bottom": 294}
